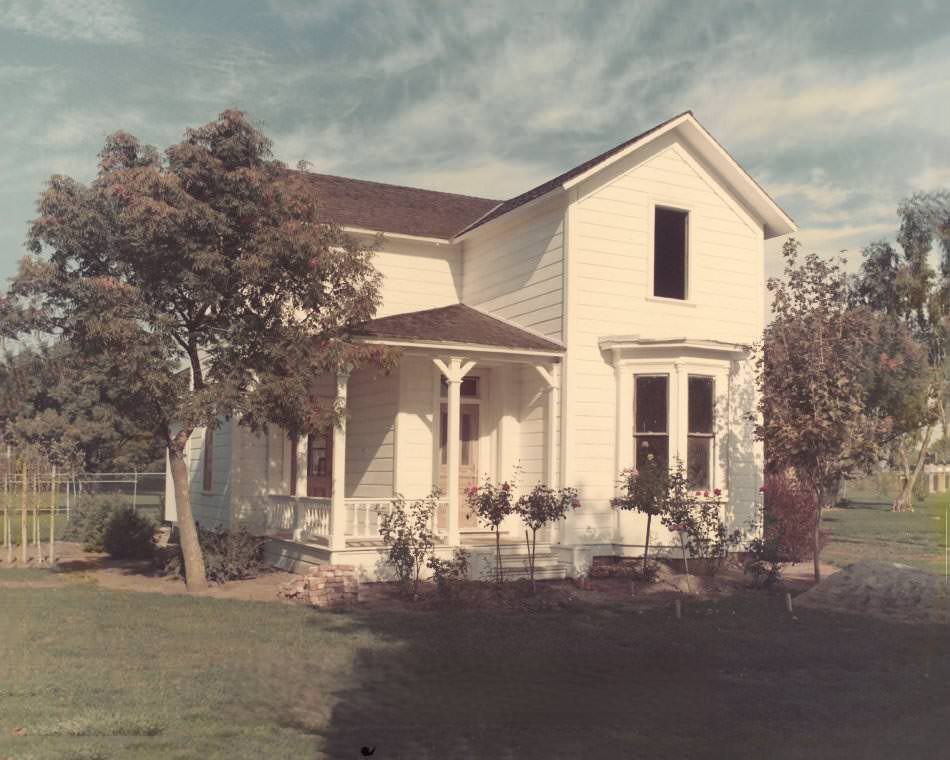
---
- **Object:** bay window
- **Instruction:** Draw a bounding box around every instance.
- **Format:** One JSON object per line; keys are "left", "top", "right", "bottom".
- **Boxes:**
{"left": 687, "top": 376, "right": 714, "bottom": 490}
{"left": 634, "top": 375, "right": 669, "bottom": 470}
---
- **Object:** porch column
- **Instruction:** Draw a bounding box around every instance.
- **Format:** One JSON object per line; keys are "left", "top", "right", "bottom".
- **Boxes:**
{"left": 433, "top": 356, "right": 476, "bottom": 548}
{"left": 535, "top": 362, "right": 561, "bottom": 488}
{"left": 329, "top": 371, "right": 349, "bottom": 551}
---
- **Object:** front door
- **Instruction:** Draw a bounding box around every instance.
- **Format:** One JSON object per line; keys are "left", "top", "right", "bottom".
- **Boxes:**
{"left": 440, "top": 403, "right": 480, "bottom": 528}
{"left": 306, "top": 431, "right": 333, "bottom": 498}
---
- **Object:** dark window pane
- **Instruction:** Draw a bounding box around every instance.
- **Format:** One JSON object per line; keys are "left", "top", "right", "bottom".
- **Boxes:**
{"left": 440, "top": 409, "right": 447, "bottom": 465}
{"left": 635, "top": 376, "right": 668, "bottom": 433}
{"left": 202, "top": 427, "right": 214, "bottom": 492}
{"left": 460, "top": 414, "right": 471, "bottom": 465}
{"left": 687, "top": 436, "right": 711, "bottom": 490}
{"left": 654, "top": 207, "right": 687, "bottom": 299}
{"left": 440, "top": 376, "right": 480, "bottom": 397}
{"left": 688, "top": 376, "right": 714, "bottom": 434}
{"left": 308, "top": 434, "right": 330, "bottom": 477}
{"left": 635, "top": 435, "right": 669, "bottom": 471}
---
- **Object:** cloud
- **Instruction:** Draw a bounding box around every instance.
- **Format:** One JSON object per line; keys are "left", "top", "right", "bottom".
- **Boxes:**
{"left": 0, "top": 0, "right": 142, "bottom": 44}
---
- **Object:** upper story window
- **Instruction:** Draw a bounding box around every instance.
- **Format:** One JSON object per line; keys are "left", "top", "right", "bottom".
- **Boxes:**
{"left": 687, "top": 376, "right": 714, "bottom": 490}
{"left": 653, "top": 207, "right": 688, "bottom": 300}
{"left": 634, "top": 375, "right": 669, "bottom": 471}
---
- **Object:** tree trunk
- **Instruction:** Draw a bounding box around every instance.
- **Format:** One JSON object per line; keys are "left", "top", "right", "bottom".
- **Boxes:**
{"left": 813, "top": 484, "right": 826, "bottom": 584}
{"left": 494, "top": 526, "right": 503, "bottom": 583}
{"left": 892, "top": 425, "right": 934, "bottom": 513}
{"left": 167, "top": 437, "right": 207, "bottom": 591}
{"left": 643, "top": 512, "right": 652, "bottom": 576}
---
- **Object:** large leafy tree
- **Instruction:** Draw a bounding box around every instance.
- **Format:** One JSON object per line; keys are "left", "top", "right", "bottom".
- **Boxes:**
{"left": 0, "top": 341, "right": 164, "bottom": 471}
{"left": 757, "top": 240, "right": 891, "bottom": 581}
{"left": 851, "top": 193, "right": 950, "bottom": 510}
{"left": 2, "top": 110, "right": 390, "bottom": 589}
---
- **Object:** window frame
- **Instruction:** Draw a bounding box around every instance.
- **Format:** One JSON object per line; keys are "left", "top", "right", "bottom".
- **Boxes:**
{"left": 686, "top": 375, "right": 716, "bottom": 491}
{"left": 647, "top": 199, "right": 694, "bottom": 304}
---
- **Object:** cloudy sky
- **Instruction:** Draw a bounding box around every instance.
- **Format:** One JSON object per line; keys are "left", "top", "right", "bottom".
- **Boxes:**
{"left": 1, "top": 0, "right": 948, "bottom": 283}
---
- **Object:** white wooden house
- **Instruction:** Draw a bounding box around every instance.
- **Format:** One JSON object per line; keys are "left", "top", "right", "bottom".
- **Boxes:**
{"left": 164, "top": 111, "right": 796, "bottom": 579}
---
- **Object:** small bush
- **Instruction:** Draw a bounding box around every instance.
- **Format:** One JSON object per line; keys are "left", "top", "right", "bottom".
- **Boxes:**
{"left": 378, "top": 491, "right": 438, "bottom": 598}
{"left": 743, "top": 533, "right": 785, "bottom": 588}
{"left": 428, "top": 548, "right": 469, "bottom": 597}
{"left": 163, "top": 525, "right": 267, "bottom": 583}
{"left": 62, "top": 494, "right": 133, "bottom": 552}
{"left": 102, "top": 507, "right": 156, "bottom": 559}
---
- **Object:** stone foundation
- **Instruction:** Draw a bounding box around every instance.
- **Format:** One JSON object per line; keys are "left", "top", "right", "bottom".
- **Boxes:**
{"left": 278, "top": 564, "right": 360, "bottom": 609}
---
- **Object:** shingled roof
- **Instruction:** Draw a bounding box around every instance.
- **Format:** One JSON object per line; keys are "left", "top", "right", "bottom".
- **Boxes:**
{"left": 356, "top": 304, "right": 563, "bottom": 353}
{"left": 284, "top": 171, "right": 501, "bottom": 240}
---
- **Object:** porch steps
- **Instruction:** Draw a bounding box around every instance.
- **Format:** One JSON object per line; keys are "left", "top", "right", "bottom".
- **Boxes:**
{"left": 465, "top": 541, "right": 569, "bottom": 581}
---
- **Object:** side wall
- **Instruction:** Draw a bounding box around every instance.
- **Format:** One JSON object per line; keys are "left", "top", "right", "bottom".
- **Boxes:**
{"left": 187, "top": 418, "right": 232, "bottom": 530}
{"left": 345, "top": 365, "right": 399, "bottom": 499}
{"left": 370, "top": 235, "right": 461, "bottom": 317}
{"left": 563, "top": 132, "right": 765, "bottom": 550}
{"left": 461, "top": 194, "right": 567, "bottom": 343}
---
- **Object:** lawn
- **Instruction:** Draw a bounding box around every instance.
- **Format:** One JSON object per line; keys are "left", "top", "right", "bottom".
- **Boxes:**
{"left": 823, "top": 477, "right": 948, "bottom": 575}
{"left": 1, "top": 580, "right": 948, "bottom": 759}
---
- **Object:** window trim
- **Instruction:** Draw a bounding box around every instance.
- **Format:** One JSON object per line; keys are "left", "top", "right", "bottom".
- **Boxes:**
{"left": 647, "top": 198, "right": 694, "bottom": 304}
{"left": 686, "top": 374, "right": 716, "bottom": 491}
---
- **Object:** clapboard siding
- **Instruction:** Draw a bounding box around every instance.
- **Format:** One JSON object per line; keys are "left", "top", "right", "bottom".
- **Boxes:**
{"left": 345, "top": 366, "right": 399, "bottom": 498}
{"left": 371, "top": 236, "right": 461, "bottom": 317}
{"left": 461, "top": 195, "right": 566, "bottom": 342}
{"left": 188, "top": 419, "right": 231, "bottom": 530}
{"left": 563, "top": 137, "right": 765, "bottom": 545}
{"left": 394, "top": 355, "right": 438, "bottom": 498}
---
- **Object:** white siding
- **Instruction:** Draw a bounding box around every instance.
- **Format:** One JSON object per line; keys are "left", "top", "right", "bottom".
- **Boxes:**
{"left": 371, "top": 236, "right": 461, "bottom": 317}
{"left": 393, "top": 355, "right": 438, "bottom": 498}
{"left": 345, "top": 366, "right": 399, "bottom": 498}
{"left": 187, "top": 418, "right": 231, "bottom": 530}
{"left": 563, "top": 134, "right": 765, "bottom": 547}
{"left": 461, "top": 195, "right": 566, "bottom": 342}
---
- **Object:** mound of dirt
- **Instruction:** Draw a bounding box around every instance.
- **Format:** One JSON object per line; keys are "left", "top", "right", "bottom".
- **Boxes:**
{"left": 796, "top": 561, "right": 949, "bottom": 625}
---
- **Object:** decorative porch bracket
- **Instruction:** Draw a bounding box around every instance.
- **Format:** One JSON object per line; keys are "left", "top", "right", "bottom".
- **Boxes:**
{"left": 534, "top": 363, "right": 561, "bottom": 490}
{"left": 432, "top": 356, "right": 476, "bottom": 547}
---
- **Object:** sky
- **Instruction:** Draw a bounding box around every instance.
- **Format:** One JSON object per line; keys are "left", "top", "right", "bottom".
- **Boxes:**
{"left": 1, "top": 0, "right": 949, "bottom": 284}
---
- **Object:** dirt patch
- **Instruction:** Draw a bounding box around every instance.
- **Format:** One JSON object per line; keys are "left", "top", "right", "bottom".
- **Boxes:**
{"left": 796, "top": 560, "right": 949, "bottom": 624}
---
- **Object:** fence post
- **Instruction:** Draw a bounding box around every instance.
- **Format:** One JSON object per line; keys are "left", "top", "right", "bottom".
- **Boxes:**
{"left": 132, "top": 468, "right": 138, "bottom": 513}
{"left": 49, "top": 465, "right": 56, "bottom": 566}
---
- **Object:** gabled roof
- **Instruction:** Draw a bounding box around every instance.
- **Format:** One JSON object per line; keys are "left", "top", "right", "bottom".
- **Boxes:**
{"left": 288, "top": 111, "right": 796, "bottom": 241}
{"left": 284, "top": 171, "right": 501, "bottom": 240}
{"left": 355, "top": 304, "right": 564, "bottom": 354}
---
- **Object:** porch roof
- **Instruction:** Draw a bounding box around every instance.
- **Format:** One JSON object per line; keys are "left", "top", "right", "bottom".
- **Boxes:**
{"left": 356, "top": 304, "right": 564, "bottom": 355}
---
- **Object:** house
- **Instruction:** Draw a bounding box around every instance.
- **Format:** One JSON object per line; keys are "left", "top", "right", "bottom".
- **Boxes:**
{"left": 164, "top": 111, "right": 796, "bottom": 579}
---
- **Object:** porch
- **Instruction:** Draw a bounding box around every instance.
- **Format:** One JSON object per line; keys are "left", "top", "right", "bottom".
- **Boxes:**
{"left": 251, "top": 304, "right": 566, "bottom": 576}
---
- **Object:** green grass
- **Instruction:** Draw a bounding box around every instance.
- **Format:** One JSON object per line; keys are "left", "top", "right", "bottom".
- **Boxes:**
{"left": 0, "top": 583, "right": 948, "bottom": 759}
{"left": 823, "top": 476, "right": 947, "bottom": 575}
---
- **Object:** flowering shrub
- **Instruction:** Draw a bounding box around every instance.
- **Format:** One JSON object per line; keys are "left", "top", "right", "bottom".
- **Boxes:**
{"left": 378, "top": 490, "right": 439, "bottom": 598}
{"left": 427, "top": 548, "right": 470, "bottom": 599}
{"left": 759, "top": 471, "right": 824, "bottom": 561}
{"left": 466, "top": 477, "right": 517, "bottom": 582}
{"left": 515, "top": 484, "right": 580, "bottom": 592}
{"left": 611, "top": 454, "right": 668, "bottom": 574}
{"left": 660, "top": 466, "right": 741, "bottom": 573}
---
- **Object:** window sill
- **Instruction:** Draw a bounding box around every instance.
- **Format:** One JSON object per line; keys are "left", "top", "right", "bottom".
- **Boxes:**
{"left": 646, "top": 295, "right": 697, "bottom": 307}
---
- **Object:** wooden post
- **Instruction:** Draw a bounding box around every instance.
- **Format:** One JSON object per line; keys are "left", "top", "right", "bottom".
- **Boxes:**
{"left": 49, "top": 465, "right": 56, "bottom": 566}
{"left": 674, "top": 598, "right": 682, "bottom": 619}
{"left": 33, "top": 470, "right": 41, "bottom": 564}
{"left": 785, "top": 592, "right": 793, "bottom": 614}
{"left": 20, "top": 461, "right": 27, "bottom": 564}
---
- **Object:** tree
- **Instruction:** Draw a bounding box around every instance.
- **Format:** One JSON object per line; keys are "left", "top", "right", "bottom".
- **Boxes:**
{"left": 2, "top": 110, "right": 390, "bottom": 589}
{"left": 611, "top": 455, "right": 668, "bottom": 575}
{"left": 466, "top": 477, "right": 516, "bottom": 582}
{"left": 515, "top": 484, "right": 579, "bottom": 592}
{"left": 757, "top": 239, "right": 889, "bottom": 581}
{"left": 0, "top": 341, "right": 164, "bottom": 471}
{"left": 851, "top": 193, "right": 950, "bottom": 510}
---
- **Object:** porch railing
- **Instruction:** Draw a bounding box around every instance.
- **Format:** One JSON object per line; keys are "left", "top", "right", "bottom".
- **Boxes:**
{"left": 263, "top": 495, "right": 332, "bottom": 544}
{"left": 345, "top": 497, "right": 449, "bottom": 541}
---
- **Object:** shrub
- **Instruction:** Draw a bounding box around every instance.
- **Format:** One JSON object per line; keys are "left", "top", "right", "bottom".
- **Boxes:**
{"left": 378, "top": 491, "right": 439, "bottom": 598}
{"left": 163, "top": 525, "right": 267, "bottom": 583}
{"left": 661, "top": 466, "right": 741, "bottom": 574}
{"left": 62, "top": 494, "right": 134, "bottom": 552}
{"left": 516, "top": 483, "right": 580, "bottom": 592}
{"left": 466, "top": 477, "right": 516, "bottom": 582}
{"left": 611, "top": 455, "right": 668, "bottom": 575}
{"left": 427, "top": 548, "right": 470, "bottom": 598}
{"left": 761, "top": 472, "right": 824, "bottom": 562}
{"left": 743, "top": 533, "right": 785, "bottom": 588}
{"left": 102, "top": 506, "right": 156, "bottom": 559}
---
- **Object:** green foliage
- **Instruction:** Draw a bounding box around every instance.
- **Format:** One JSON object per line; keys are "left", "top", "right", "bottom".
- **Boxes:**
{"left": 466, "top": 476, "right": 517, "bottom": 582}
{"left": 378, "top": 491, "right": 439, "bottom": 598}
{"left": 102, "top": 506, "right": 156, "bottom": 560}
{"left": 62, "top": 493, "right": 132, "bottom": 551}
{"left": 758, "top": 239, "right": 888, "bottom": 507}
{"left": 515, "top": 483, "right": 580, "bottom": 590}
{"left": 611, "top": 455, "right": 669, "bottom": 571}
{"left": 427, "top": 548, "right": 470, "bottom": 598}
{"left": 661, "top": 465, "right": 741, "bottom": 571}
{"left": 163, "top": 525, "right": 267, "bottom": 583}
